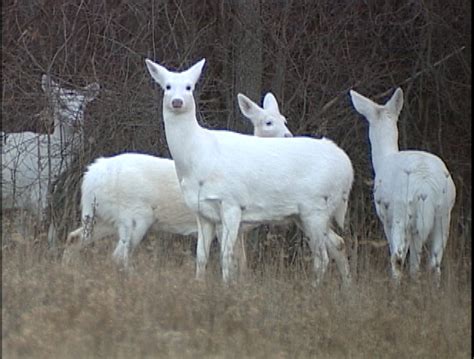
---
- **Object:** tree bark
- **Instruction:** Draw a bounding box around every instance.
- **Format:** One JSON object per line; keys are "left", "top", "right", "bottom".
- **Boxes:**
{"left": 231, "top": 0, "right": 263, "bottom": 134}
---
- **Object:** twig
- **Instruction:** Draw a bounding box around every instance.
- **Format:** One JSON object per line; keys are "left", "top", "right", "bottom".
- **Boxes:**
{"left": 373, "top": 46, "right": 466, "bottom": 100}
{"left": 317, "top": 46, "right": 466, "bottom": 117}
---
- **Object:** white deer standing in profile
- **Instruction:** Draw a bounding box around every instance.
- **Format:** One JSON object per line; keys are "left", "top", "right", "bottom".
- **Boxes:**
{"left": 349, "top": 88, "right": 456, "bottom": 285}
{"left": 145, "top": 58, "right": 354, "bottom": 286}
{"left": 2, "top": 74, "right": 100, "bottom": 243}
{"left": 65, "top": 92, "right": 292, "bottom": 268}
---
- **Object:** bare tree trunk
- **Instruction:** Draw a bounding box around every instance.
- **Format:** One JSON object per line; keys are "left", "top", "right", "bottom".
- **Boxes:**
{"left": 230, "top": 0, "right": 263, "bottom": 133}
{"left": 269, "top": 1, "right": 293, "bottom": 103}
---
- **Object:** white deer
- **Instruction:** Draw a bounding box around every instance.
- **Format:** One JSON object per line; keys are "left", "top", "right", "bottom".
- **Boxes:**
{"left": 65, "top": 92, "right": 293, "bottom": 268}
{"left": 2, "top": 74, "right": 99, "bottom": 242}
{"left": 244, "top": 92, "right": 293, "bottom": 138}
{"left": 145, "top": 58, "right": 353, "bottom": 286}
{"left": 349, "top": 88, "right": 456, "bottom": 285}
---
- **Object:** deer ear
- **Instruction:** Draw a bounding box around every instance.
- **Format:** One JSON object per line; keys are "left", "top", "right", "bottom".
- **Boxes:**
{"left": 84, "top": 83, "right": 100, "bottom": 102}
{"left": 262, "top": 92, "right": 281, "bottom": 114}
{"left": 385, "top": 87, "right": 404, "bottom": 118}
{"left": 349, "top": 89, "right": 379, "bottom": 123}
{"left": 237, "top": 93, "right": 260, "bottom": 125}
{"left": 41, "top": 74, "right": 60, "bottom": 94}
{"left": 185, "top": 58, "right": 206, "bottom": 86}
{"left": 145, "top": 59, "right": 171, "bottom": 89}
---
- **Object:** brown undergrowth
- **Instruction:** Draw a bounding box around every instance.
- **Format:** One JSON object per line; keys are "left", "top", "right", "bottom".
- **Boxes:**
{"left": 2, "top": 230, "right": 471, "bottom": 359}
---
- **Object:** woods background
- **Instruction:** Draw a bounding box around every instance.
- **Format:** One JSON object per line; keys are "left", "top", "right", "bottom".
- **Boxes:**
{"left": 2, "top": 1, "right": 471, "bottom": 357}
{"left": 2, "top": 0, "right": 471, "bottom": 267}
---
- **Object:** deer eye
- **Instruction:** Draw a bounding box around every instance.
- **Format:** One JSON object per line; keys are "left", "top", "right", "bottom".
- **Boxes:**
{"left": 165, "top": 84, "right": 171, "bottom": 90}
{"left": 186, "top": 85, "right": 192, "bottom": 91}
{"left": 265, "top": 120, "right": 273, "bottom": 126}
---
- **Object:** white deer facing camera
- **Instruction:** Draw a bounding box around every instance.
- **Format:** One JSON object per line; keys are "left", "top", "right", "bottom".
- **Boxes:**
{"left": 145, "top": 58, "right": 354, "bottom": 286}
{"left": 2, "top": 74, "right": 99, "bottom": 243}
{"left": 349, "top": 88, "right": 456, "bottom": 286}
{"left": 65, "top": 92, "right": 292, "bottom": 268}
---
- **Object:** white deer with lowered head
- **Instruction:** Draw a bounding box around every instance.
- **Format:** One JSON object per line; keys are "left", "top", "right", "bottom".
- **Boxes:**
{"left": 145, "top": 58, "right": 354, "bottom": 286}
{"left": 349, "top": 88, "right": 456, "bottom": 285}
{"left": 2, "top": 74, "right": 99, "bottom": 242}
{"left": 65, "top": 92, "right": 292, "bottom": 268}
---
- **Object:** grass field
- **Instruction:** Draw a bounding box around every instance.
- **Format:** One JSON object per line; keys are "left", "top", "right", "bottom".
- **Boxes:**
{"left": 2, "top": 227, "right": 471, "bottom": 358}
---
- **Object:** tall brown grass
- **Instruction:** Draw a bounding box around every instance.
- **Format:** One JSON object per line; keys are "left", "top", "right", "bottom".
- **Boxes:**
{"left": 2, "top": 227, "right": 471, "bottom": 359}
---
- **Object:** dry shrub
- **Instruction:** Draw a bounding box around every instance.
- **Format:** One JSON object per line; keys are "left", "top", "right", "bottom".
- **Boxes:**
{"left": 2, "top": 234, "right": 471, "bottom": 359}
{"left": 2, "top": 1, "right": 471, "bottom": 357}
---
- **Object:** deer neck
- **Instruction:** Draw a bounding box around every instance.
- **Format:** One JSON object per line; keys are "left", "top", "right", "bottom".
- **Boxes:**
{"left": 51, "top": 113, "right": 81, "bottom": 154}
{"left": 162, "top": 109, "right": 207, "bottom": 174}
{"left": 369, "top": 130, "right": 399, "bottom": 176}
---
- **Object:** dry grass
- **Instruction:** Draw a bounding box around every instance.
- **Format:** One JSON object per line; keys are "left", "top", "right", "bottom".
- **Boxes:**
{"left": 2, "top": 230, "right": 471, "bottom": 359}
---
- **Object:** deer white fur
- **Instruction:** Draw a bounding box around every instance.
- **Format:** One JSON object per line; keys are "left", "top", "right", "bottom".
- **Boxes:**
{"left": 66, "top": 92, "right": 292, "bottom": 267}
{"left": 2, "top": 75, "right": 99, "bottom": 241}
{"left": 349, "top": 88, "right": 456, "bottom": 285}
{"left": 145, "top": 58, "right": 354, "bottom": 286}
{"left": 244, "top": 92, "right": 293, "bottom": 138}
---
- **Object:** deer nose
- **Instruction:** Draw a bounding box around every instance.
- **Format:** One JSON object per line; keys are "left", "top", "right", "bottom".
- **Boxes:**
{"left": 284, "top": 132, "right": 293, "bottom": 138}
{"left": 172, "top": 99, "right": 183, "bottom": 109}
